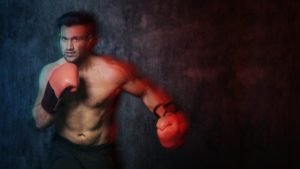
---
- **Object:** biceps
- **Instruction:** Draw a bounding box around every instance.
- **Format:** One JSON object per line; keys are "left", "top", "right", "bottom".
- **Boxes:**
{"left": 123, "top": 78, "right": 150, "bottom": 97}
{"left": 32, "top": 88, "right": 45, "bottom": 116}
{"left": 33, "top": 77, "right": 48, "bottom": 113}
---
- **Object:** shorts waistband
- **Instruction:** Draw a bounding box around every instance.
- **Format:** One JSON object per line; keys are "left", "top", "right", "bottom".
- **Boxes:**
{"left": 53, "top": 134, "right": 114, "bottom": 152}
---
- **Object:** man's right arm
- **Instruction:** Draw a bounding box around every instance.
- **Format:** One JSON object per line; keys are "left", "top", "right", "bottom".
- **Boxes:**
{"left": 32, "top": 64, "right": 56, "bottom": 129}
{"left": 32, "top": 61, "right": 79, "bottom": 129}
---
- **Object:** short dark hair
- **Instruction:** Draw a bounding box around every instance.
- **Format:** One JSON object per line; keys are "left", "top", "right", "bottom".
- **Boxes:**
{"left": 56, "top": 11, "right": 98, "bottom": 36}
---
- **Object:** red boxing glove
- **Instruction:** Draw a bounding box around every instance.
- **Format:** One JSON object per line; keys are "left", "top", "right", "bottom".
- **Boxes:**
{"left": 155, "top": 103, "right": 188, "bottom": 149}
{"left": 41, "top": 62, "right": 79, "bottom": 113}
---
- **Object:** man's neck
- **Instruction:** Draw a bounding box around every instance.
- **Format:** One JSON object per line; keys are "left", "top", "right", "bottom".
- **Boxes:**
{"left": 76, "top": 54, "right": 95, "bottom": 70}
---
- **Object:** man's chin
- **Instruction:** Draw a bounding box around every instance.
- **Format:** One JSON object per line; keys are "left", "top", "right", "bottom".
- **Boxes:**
{"left": 64, "top": 56, "right": 78, "bottom": 63}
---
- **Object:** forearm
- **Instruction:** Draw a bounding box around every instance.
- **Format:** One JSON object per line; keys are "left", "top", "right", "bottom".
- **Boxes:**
{"left": 122, "top": 75, "right": 173, "bottom": 116}
{"left": 141, "top": 86, "right": 172, "bottom": 117}
{"left": 123, "top": 73, "right": 188, "bottom": 148}
{"left": 32, "top": 104, "right": 55, "bottom": 129}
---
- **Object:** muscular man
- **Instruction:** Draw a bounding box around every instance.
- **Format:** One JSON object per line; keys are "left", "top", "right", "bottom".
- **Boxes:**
{"left": 32, "top": 11, "right": 188, "bottom": 169}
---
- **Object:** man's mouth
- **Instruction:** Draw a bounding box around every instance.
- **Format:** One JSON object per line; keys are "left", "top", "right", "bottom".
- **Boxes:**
{"left": 65, "top": 51, "right": 76, "bottom": 57}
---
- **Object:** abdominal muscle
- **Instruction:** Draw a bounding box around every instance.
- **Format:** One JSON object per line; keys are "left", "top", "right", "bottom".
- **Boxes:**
{"left": 53, "top": 55, "right": 125, "bottom": 146}
{"left": 55, "top": 103, "right": 116, "bottom": 146}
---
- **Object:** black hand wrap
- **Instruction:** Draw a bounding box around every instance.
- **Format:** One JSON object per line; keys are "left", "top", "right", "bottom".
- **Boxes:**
{"left": 41, "top": 82, "right": 59, "bottom": 114}
{"left": 153, "top": 101, "right": 177, "bottom": 118}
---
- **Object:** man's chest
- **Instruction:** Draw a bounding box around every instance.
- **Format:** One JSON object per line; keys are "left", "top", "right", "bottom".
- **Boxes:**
{"left": 72, "top": 68, "right": 124, "bottom": 107}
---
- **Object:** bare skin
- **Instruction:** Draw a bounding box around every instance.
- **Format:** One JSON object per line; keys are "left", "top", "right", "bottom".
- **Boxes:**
{"left": 32, "top": 25, "right": 170, "bottom": 145}
{"left": 32, "top": 55, "right": 170, "bottom": 145}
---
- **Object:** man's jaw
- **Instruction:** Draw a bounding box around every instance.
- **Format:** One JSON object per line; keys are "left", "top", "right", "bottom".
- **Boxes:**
{"left": 64, "top": 55, "right": 77, "bottom": 63}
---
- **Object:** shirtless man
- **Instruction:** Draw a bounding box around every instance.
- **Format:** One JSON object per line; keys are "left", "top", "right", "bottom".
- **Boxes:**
{"left": 32, "top": 11, "right": 188, "bottom": 169}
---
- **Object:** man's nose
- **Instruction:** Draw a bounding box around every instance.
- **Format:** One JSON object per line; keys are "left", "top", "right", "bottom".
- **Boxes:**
{"left": 67, "top": 40, "right": 74, "bottom": 50}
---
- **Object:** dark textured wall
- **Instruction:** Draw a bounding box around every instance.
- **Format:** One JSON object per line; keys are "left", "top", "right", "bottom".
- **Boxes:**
{"left": 0, "top": 0, "right": 295, "bottom": 169}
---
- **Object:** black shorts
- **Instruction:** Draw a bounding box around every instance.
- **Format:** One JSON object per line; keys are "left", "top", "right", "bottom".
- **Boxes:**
{"left": 47, "top": 134, "right": 120, "bottom": 169}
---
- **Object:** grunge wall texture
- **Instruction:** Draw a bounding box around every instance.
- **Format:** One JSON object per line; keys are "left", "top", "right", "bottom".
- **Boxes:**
{"left": 0, "top": 0, "right": 296, "bottom": 169}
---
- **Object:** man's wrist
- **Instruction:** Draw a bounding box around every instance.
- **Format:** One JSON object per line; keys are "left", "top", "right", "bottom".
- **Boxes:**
{"left": 153, "top": 101, "right": 177, "bottom": 118}
{"left": 41, "top": 82, "right": 58, "bottom": 114}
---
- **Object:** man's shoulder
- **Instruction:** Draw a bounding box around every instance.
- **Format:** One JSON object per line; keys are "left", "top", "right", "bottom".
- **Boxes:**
{"left": 95, "top": 55, "right": 135, "bottom": 71}
{"left": 40, "top": 58, "right": 66, "bottom": 78}
{"left": 92, "top": 55, "right": 123, "bottom": 65}
{"left": 43, "top": 58, "right": 66, "bottom": 70}
{"left": 92, "top": 55, "right": 137, "bottom": 79}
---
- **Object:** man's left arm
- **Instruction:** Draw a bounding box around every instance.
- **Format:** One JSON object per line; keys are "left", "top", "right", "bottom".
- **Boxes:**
{"left": 122, "top": 71, "right": 188, "bottom": 149}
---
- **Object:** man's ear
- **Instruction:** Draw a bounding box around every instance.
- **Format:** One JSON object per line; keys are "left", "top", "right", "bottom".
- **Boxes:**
{"left": 88, "top": 36, "right": 99, "bottom": 49}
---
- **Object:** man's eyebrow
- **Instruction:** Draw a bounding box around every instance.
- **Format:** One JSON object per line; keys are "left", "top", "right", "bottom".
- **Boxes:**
{"left": 59, "top": 35, "right": 86, "bottom": 38}
{"left": 59, "top": 35, "right": 67, "bottom": 38}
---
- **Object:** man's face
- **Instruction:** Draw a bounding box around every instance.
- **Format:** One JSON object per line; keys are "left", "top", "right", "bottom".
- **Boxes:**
{"left": 59, "top": 25, "right": 94, "bottom": 63}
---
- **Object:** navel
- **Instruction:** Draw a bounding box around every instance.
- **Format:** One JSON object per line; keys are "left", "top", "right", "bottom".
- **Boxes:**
{"left": 77, "top": 133, "right": 86, "bottom": 138}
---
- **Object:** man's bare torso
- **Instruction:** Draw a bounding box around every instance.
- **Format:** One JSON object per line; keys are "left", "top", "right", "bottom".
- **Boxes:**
{"left": 53, "top": 56, "right": 129, "bottom": 146}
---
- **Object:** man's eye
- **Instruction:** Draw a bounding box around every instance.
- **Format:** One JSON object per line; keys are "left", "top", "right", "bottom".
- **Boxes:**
{"left": 61, "top": 37, "right": 68, "bottom": 41}
{"left": 73, "top": 38, "right": 80, "bottom": 42}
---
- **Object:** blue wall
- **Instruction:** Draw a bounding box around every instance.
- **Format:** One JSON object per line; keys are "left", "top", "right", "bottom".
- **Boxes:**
{"left": 0, "top": 0, "right": 294, "bottom": 168}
